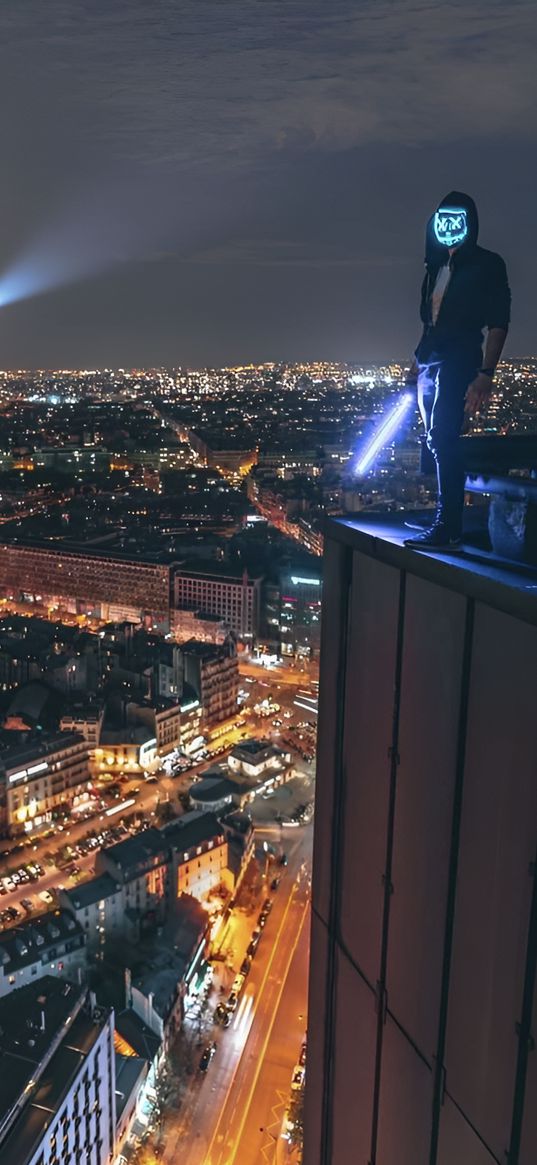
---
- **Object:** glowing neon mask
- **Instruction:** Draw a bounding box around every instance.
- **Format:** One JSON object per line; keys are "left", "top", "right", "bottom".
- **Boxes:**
{"left": 433, "top": 207, "right": 468, "bottom": 248}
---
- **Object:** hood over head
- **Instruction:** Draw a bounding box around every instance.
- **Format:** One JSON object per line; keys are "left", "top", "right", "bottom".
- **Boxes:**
{"left": 425, "top": 190, "right": 478, "bottom": 269}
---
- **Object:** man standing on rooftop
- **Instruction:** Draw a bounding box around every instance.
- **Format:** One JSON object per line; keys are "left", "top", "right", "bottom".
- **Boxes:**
{"left": 404, "top": 191, "right": 511, "bottom": 551}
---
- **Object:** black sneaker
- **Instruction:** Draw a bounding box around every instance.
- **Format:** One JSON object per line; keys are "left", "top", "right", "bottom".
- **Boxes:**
{"left": 404, "top": 523, "right": 462, "bottom": 552}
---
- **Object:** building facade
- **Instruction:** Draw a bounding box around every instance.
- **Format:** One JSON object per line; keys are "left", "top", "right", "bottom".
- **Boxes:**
{"left": 59, "top": 874, "right": 124, "bottom": 961}
{"left": 1, "top": 732, "right": 90, "bottom": 836}
{"left": 181, "top": 638, "right": 239, "bottom": 727}
{"left": 86, "top": 812, "right": 235, "bottom": 950}
{"left": 59, "top": 700, "right": 104, "bottom": 748}
{"left": 279, "top": 569, "right": 323, "bottom": 658}
{"left": 0, "top": 909, "right": 86, "bottom": 998}
{"left": 0, "top": 542, "right": 174, "bottom": 626}
{"left": 0, "top": 978, "right": 116, "bottom": 1165}
{"left": 174, "top": 567, "right": 261, "bottom": 640}
{"left": 304, "top": 515, "right": 537, "bottom": 1165}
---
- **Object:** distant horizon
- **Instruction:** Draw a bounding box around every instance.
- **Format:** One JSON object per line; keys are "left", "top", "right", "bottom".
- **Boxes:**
{"left": 0, "top": 355, "right": 534, "bottom": 376}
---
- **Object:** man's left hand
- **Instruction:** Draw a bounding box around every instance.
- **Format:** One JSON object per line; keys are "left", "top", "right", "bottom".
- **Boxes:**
{"left": 464, "top": 372, "right": 493, "bottom": 416}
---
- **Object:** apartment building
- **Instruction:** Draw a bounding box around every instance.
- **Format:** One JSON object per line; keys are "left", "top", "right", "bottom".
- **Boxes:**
{"left": 181, "top": 638, "right": 239, "bottom": 727}
{"left": 0, "top": 541, "right": 174, "bottom": 626}
{"left": 174, "top": 566, "right": 261, "bottom": 640}
{"left": 1, "top": 732, "right": 90, "bottom": 836}
{"left": 0, "top": 977, "right": 115, "bottom": 1165}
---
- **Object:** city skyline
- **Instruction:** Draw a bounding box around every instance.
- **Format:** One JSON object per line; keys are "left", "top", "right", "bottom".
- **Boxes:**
{"left": 0, "top": 1, "right": 535, "bottom": 366}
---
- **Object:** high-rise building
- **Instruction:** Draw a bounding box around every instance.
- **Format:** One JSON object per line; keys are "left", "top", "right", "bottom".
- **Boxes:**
{"left": 0, "top": 977, "right": 116, "bottom": 1165}
{"left": 305, "top": 515, "right": 537, "bottom": 1165}
{"left": 174, "top": 565, "right": 261, "bottom": 640}
{"left": 279, "top": 569, "right": 323, "bottom": 659}
{"left": 181, "top": 637, "right": 239, "bottom": 726}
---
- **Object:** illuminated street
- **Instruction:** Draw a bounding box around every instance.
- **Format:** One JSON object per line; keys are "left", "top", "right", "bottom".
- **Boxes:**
{"left": 150, "top": 827, "right": 311, "bottom": 1165}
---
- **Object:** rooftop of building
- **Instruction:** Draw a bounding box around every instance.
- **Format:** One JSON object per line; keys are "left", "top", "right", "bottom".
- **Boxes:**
{"left": 59, "top": 696, "right": 104, "bottom": 721}
{"left": 180, "top": 608, "right": 227, "bottom": 623}
{"left": 0, "top": 535, "right": 179, "bottom": 567}
{"left": 326, "top": 512, "right": 537, "bottom": 627}
{"left": 189, "top": 774, "right": 237, "bottom": 803}
{"left": 115, "top": 1051, "right": 147, "bottom": 1124}
{"left": 0, "top": 728, "right": 85, "bottom": 773}
{"left": 176, "top": 560, "right": 261, "bottom": 581}
{"left": 0, "top": 977, "right": 85, "bottom": 1130}
{"left": 127, "top": 894, "right": 208, "bottom": 1019}
{"left": 61, "top": 872, "right": 121, "bottom": 911}
{"left": 229, "top": 737, "right": 285, "bottom": 759}
{"left": 0, "top": 998, "right": 111, "bottom": 1165}
{"left": 97, "top": 827, "right": 167, "bottom": 879}
{"left": 99, "top": 723, "right": 155, "bottom": 747}
{"left": 161, "top": 808, "right": 225, "bottom": 851}
{"left": 0, "top": 910, "right": 84, "bottom": 976}
{"left": 220, "top": 809, "right": 254, "bottom": 836}
{"left": 115, "top": 1009, "right": 162, "bottom": 1063}
{"left": 97, "top": 811, "right": 225, "bottom": 881}
{"left": 180, "top": 638, "right": 232, "bottom": 658}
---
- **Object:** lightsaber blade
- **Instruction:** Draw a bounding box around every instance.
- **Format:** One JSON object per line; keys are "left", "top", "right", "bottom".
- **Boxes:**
{"left": 354, "top": 391, "right": 414, "bottom": 475}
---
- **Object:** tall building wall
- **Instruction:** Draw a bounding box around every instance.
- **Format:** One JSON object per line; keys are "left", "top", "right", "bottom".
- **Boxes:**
{"left": 0, "top": 542, "right": 172, "bottom": 620}
{"left": 304, "top": 517, "right": 537, "bottom": 1165}
{"left": 174, "top": 569, "right": 260, "bottom": 639}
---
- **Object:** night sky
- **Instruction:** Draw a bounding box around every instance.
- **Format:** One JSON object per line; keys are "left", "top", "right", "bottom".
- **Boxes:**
{"left": 0, "top": 1, "right": 535, "bottom": 368}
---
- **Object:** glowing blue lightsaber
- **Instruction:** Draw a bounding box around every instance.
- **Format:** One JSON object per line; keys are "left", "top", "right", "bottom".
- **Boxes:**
{"left": 354, "top": 392, "right": 414, "bottom": 475}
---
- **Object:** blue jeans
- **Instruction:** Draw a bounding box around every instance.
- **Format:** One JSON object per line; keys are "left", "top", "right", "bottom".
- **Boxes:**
{"left": 417, "top": 355, "right": 479, "bottom": 536}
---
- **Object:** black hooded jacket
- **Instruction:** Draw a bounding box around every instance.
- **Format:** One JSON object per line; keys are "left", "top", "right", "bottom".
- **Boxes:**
{"left": 415, "top": 190, "right": 511, "bottom": 363}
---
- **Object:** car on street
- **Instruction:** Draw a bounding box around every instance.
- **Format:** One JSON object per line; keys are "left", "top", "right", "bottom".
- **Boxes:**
{"left": 214, "top": 1003, "right": 230, "bottom": 1025}
{"left": 240, "top": 957, "right": 252, "bottom": 977}
{"left": 199, "top": 1042, "right": 217, "bottom": 1072}
{"left": 257, "top": 911, "right": 267, "bottom": 928}
{"left": 270, "top": 876, "right": 281, "bottom": 891}
{"left": 226, "top": 991, "right": 239, "bottom": 1013}
{"left": 39, "top": 890, "right": 54, "bottom": 905}
{"left": 279, "top": 853, "right": 288, "bottom": 866}
{"left": 262, "top": 898, "right": 273, "bottom": 914}
{"left": 247, "top": 929, "right": 261, "bottom": 958}
{"left": 291, "top": 1065, "right": 305, "bottom": 1091}
{"left": 299, "top": 1037, "right": 307, "bottom": 1067}
{"left": 21, "top": 898, "right": 34, "bottom": 912}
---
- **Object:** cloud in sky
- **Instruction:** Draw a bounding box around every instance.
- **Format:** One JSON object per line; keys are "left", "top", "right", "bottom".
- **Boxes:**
{"left": 0, "top": 0, "right": 535, "bottom": 364}
{"left": 2, "top": 0, "right": 536, "bottom": 173}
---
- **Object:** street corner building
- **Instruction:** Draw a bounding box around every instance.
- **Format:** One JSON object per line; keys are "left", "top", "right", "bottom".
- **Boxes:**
{"left": 303, "top": 514, "right": 537, "bottom": 1165}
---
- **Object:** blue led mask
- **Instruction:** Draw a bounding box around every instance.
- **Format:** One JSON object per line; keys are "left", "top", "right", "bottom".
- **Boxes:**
{"left": 433, "top": 207, "right": 468, "bottom": 248}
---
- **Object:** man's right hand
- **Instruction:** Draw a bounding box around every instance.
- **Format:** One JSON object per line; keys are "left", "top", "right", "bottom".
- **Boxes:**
{"left": 405, "top": 359, "right": 419, "bottom": 387}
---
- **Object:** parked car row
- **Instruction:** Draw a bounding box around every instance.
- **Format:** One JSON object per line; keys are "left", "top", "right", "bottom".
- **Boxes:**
{"left": 211, "top": 868, "right": 287, "bottom": 1046}
{"left": 257, "top": 897, "right": 273, "bottom": 929}
{"left": 0, "top": 905, "right": 20, "bottom": 925}
{"left": 0, "top": 860, "right": 45, "bottom": 894}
